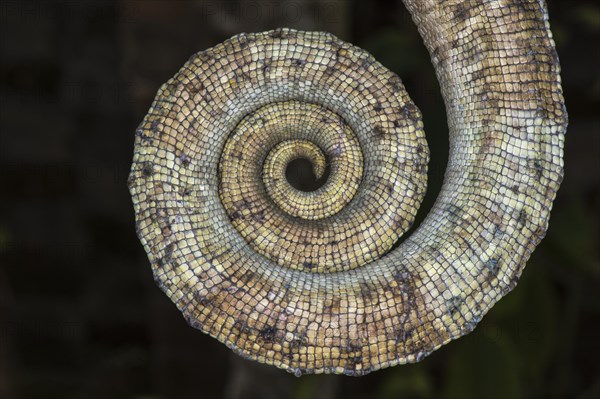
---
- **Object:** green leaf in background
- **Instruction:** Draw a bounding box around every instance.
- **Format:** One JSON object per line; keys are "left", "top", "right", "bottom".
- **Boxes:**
{"left": 379, "top": 363, "right": 434, "bottom": 399}
{"left": 548, "top": 197, "right": 600, "bottom": 276}
{"left": 359, "top": 28, "right": 427, "bottom": 76}
{"left": 571, "top": 4, "right": 600, "bottom": 32}
{"left": 495, "top": 267, "right": 559, "bottom": 395}
{"left": 442, "top": 331, "right": 521, "bottom": 399}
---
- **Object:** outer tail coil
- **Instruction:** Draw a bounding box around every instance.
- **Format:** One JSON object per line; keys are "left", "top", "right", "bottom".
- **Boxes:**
{"left": 129, "top": 0, "right": 566, "bottom": 376}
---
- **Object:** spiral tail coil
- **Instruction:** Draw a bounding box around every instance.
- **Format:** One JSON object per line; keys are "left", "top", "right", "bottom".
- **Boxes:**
{"left": 129, "top": 0, "right": 566, "bottom": 376}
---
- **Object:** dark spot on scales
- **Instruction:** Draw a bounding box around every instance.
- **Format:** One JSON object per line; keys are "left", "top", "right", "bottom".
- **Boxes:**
{"left": 238, "top": 34, "right": 249, "bottom": 48}
{"left": 229, "top": 210, "right": 243, "bottom": 220}
{"left": 494, "top": 224, "right": 503, "bottom": 238}
{"left": 517, "top": 209, "right": 528, "bottom": 228}
{"left": 195, "top": 51, "right": 216, "bottom": 64}
{"left": 163, "top": 243, "right": 174, "bottom": 265}
{"left": 531, "top": 160, "right": 543, "bottom": 179}
{"left": 287, "top": 334, "right": 304, "bottom": 354}
{"left": 259, "top": 326, "right": 277, "bottom": 342}
{"left": 180, "top": 152, "right": 191, "bottom": 168}
{"left": 292, "top": 58, "right": 306, "bottom": 67}
{"left": 373, "top": 125, "right": 386, "bottom": 138}
{"left": 514, "top": 1, "right": 532, "bottom": 13}
{"left": 487, "top": 97, "right": 500, "bottom": 108}
{"left": 162, "top": 223, "right": 172, "bottom": 237}
{"left": 194, "top": 292, "right": 213, "bottom": 307}
{"left": 324, "top": 66, "right": 336, "bottom": 76}
{"left": 151, "top": 120, "right": 161, "bottom": 133}
{"left": 251, "top": 211, "right": 266, "bottom": 223}
{"left": 270, "top": 28, "right": 283, "bottom": 38}
{"left": 233, "top": 318, "right": 250, "bottom": 333}
{"left": 185, "top": 80, "right": 205, "bottom": 94}
{"left": 302, "top": 261, "right": 315, "bottom": 270}
{"left": 239, "top": 271, "right": 255, "bottom": 285}
{"left": 388, "top": 76, "right": 402, "bottom": 92}
{"left": 142, "top": 162, "right": 154, "bottom": 177}
{"left": 347, "top": 341, "right": 362, "bottom": 354}
{"left": 446, "top": 295, "right": 463, "bottom": 315}
{"left": 454, "top": 3, "right": 471, "bottom": 21}
{"left": 471, "top": 69, "right": 485, "bottom": 81}
{"left": 359, "top": 281, "right": 379, "bottom": 306}
{"left": 486, "top": 258, "right": 500, "bottom": 274}
{"left": 323, "top": 297, "right": 341, "bottom": 314}
{"left": 535, "top": 107, "right": 548, "bottom": 118}
{"left": 403, "top": 104, "right": 419, "bottom": 121}
{"left": 360, "top": 58, "right": 373, "bottom": 69}
{"left": 261, "top": 61, "right": 271, "bottom": 75}
{"left": 344, "top": 342, "right": 363, "bottom": 372}
{"left": 394, "top": 326, "right": 411, "bottom": 343}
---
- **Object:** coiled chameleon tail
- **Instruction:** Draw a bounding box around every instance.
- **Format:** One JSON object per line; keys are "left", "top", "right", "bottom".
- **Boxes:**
{"left": 128, "top": 0, "right": 566, "bottom": 376}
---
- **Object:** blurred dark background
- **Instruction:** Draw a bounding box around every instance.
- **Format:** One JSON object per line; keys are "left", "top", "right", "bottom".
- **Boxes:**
{"left": 0, "top": 1, "right": 598, "bottom": 398}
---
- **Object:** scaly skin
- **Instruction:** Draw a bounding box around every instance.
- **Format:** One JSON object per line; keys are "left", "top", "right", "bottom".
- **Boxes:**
{"left": 128, "top": 0, "right": 566, "bottom": 376}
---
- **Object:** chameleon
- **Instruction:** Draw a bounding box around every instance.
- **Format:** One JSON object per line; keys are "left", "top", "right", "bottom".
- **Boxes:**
{"left": 128, "top": 0, "right": 567, "bottom": 376}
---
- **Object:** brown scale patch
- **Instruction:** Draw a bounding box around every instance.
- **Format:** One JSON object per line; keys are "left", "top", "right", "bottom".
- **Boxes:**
{"left": 258, "top": 325, "right": 278, "bottom": 343}
{"left": 360, "top": 57, "right": 374, "bottom": 70}
{"left": 232, "top": 316, "right": 251, "bottom": 335}
{"left": 323, "top": 297, "right": 342, "bottom": 315}
{"left": 250, "top": 210, "right": 266, "bottom": 223}
{"left": 343, "top": 342, "right": 364, "bottom": 374}
{"left": 471, "top": 69, "right": 485, "bottom": 81}
{"left": 260, "top": 60, "right": 272, "bottom": 76}
{"left": 402, "top": 103, "right": 420, "bottom": 122}
{"left": 387, "top": 75, "right": 403, "bottom": 92}
{"left": 453, "top": 3, "right": 471, "bottom": 21}
{"left": 134, "top": 128, "right": 153, "bottom": 145}
{"left": 237, "top": 270, "right": 256, "bottom": 285}
{"left": 514, "top": 0, "right": 533, "bottom": 13}
{"left": 372, "top": 125, "right": 386, "bottom": 138}
{"left": 323, "top": 65, "right": 337, "bottom": 76}
{"left": 358, "top": 281, "right": 380, "bottom": 307}
{"left": 228, "top": 210, "right": 243, "bottom": 221}
{"left": 184, "top": 80, "right": 205, "bottom": 94}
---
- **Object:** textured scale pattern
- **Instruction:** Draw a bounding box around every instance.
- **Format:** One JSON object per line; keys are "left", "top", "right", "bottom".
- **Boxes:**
{"left": 128, "top": 0, "right": 567, "bottom": 376}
